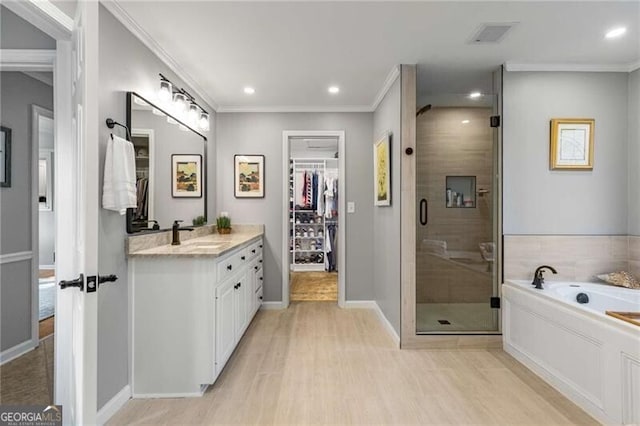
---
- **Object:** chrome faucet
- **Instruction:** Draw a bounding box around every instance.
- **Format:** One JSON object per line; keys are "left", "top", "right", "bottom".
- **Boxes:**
{"left": 171, "top": 220, "right": 194, "bottom": 245}
{"left": 532, "top": 265, "right": 557, "bottom": 289}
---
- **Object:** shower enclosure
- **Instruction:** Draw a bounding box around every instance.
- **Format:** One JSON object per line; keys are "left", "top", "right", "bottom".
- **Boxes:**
{"left": 415, "top": 92, "right": 501, "bottom": 334}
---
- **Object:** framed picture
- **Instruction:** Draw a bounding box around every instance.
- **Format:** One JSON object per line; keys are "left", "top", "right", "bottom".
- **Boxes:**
{"left": 550, "top": 118, "right": 595, "bottom": 170}
{"left": 234, "top": 155, "right": 264, "bottom": 198}
{"left": 373, "top": 132, "right": 391, "bottom": 206}
{"left": 171, "top": 154, "right": 202, "bottom": 198}
{"left": 0, "top": 126, "right": 11, "bottom": 188}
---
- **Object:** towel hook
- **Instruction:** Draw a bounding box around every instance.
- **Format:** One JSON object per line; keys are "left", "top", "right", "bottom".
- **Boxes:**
{"left": 106, "top": 118, "right": 132, "bottom": 141}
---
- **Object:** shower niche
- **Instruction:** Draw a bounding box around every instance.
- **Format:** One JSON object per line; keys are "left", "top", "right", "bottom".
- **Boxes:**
{"left": 446, "top": 175, "right": 476, "bottom": 208}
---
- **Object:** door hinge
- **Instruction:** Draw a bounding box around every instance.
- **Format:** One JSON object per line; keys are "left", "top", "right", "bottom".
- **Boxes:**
{"left": 490, "top": 297, "right": 501, "bottom": 309}
{"left": 490, "top": 115, "right": 501, "bottom": 128}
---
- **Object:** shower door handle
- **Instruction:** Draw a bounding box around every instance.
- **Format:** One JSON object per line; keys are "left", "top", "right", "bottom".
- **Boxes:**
{"left": 419, "top": 199, "right": 428, "bottom": 226}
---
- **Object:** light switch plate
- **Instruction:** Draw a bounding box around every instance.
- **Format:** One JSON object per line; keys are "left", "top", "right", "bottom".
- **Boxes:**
{"left": 347, "top": 202, "right": 355, "bottom": 213}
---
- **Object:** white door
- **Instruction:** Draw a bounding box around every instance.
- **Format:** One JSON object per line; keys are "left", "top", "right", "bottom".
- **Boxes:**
{"left": 54, "top": 2, "right": 99, "bottom": 424}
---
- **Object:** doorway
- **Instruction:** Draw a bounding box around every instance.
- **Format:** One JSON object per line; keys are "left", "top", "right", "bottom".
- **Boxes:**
{"left": 282, "top": 131, "right": 346, "bottom": 307}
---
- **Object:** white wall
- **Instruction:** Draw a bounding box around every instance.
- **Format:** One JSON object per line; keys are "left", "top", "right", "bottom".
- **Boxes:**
{"left": 0, "top": 72, "right": 53, "bottom": 351}
{"left": 372, "top": 76, "right": 401, "bottom": 334}
{"left": 97, "top": 5, "right": 215, "bottom": 409}
{"left": 628, "top": 69, "right": 639, "bottom": 236}
{"left": 216, "top": 112, "right": 374, "bottom": 302}
{"left": 503, "top": 72, "right": 629, "bottom": 235}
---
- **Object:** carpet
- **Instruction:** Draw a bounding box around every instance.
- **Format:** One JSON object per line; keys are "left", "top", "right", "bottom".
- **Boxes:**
{"left": 290, "top": 271, "right": 338, "bottom": 301}
{"left": 39, "top": 280, "right": 56, "bottom": 320}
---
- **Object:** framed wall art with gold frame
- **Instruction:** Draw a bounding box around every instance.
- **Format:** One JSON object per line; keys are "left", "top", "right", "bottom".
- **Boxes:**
{"left": 549, "top": 118, "right": 595, "bottom": 170}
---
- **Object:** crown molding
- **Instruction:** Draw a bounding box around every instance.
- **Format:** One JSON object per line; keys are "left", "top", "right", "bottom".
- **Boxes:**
{"left": 217, "top": 105, "right": 373, "bottom": 113}
{"left": 371, "top": 65, "right": 401, "bottom": 112}
{"left": 628, "top": 61, "right": 640, "bottom": 73}
{"left": 504, "top": 61, "right": 637, "bottom": 73}
{"left": 2, "top": 0, "right": 72, "bottom": 40}
{"left": 101, "top": 0, "right": 220, "bottom": 112}
{"left": 0, "top": 49, "right": 56, "bottom": 71}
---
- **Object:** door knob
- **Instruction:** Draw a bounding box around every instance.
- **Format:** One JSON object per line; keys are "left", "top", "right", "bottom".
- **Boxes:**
{"left": 59, "top": 274, "right": 84, "bottom": 291}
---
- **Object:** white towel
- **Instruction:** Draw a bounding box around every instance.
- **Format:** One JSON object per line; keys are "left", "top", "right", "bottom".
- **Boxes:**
{"left": 102, "top": 134, "right": 137, "bottom": 215}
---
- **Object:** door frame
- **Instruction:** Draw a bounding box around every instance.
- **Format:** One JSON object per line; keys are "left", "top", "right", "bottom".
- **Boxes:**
{"left": 281, "top": 130, "right": 346, "bottom": 308}
{"left": 131, "top": 128, "right": 156, "bottom": 222}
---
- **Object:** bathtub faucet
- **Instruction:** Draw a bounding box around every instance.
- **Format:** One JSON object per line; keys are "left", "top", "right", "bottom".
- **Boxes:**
{"left": 532, "top": 265, "right": 557, "bottom": 289}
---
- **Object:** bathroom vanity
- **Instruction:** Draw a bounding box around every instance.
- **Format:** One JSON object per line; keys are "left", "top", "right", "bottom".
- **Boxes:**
{"left": 127, "top": 225, "right": 264, "bottom": 397}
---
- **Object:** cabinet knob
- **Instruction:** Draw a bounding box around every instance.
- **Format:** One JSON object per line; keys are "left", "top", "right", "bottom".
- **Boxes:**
{"left": 259, "top": 259, "right": 263, "bottom": 263}
{"left": 259, "top": 277, "right": 263, "bottom": 281}
{"left": 259, "top": 245, "right": 263, "bottom": 248}
{"left": 252, "top": 249, "right": 256, "bottom": 254}
{"left": 254, "top": 266, "right": 258, "bottom": 271}
{"left": 238, "top": 283, "right": 242, "bottom": 288}
{"left": 241, "top": 256, "right": 246, "bottom": 260}
{"left": 227, "top": 264, "right": 233, "bottom": 271}
{"left": 259, "top": 296, "right": 263, "bottom": 300}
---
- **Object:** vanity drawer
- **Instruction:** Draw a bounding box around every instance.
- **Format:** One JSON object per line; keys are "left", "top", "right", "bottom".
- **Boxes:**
{"left": 217, "top": 256, "right": 240, "bottom": 281}
{"left": 247, "top": 240, "right": 262, "bottom": 259}
{"left": 254, "top": 267, "right": 263, "bottom": 293}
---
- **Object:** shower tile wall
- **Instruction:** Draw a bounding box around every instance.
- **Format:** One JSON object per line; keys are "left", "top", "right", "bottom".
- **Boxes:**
{"left": 416, "top": 107, "right": 494, "bottom": 303}
{"left": 504, "top": 235, "right": 630, "bottom": 282}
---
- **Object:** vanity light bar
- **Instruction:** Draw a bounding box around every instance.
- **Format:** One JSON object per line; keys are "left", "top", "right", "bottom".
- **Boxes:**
{"left": 159, "top": 73, "right": 209, "bottom": 115}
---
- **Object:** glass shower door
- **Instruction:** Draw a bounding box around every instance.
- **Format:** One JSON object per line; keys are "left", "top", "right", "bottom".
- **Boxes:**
{"left": 415, "top": 96, "right": 500, "bottom": 333}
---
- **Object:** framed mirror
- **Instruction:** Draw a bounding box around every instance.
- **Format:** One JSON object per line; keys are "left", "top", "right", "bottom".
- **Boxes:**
{"left": 0, "top": 126, "right": 11, "bottom": 187}
{"left": 39, "top": 151, "right": 53, "bottom": 211}
{"left": 125, "top": 92, "right": 208, "bottom": 233}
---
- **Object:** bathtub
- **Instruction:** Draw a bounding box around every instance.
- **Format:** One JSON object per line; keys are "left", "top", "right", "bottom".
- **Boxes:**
{"left": 503, "top": 280, "right": 640, "bottom": 425}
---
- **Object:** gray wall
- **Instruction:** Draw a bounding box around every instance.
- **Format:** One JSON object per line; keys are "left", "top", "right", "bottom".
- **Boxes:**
{"left": 216, "top": 112, "right": 374, "bottom": 302}
{"left": 0, "top": 72, "right": 53, "bottom": 351}
{"left": 97, "top": 5, "right": 215, "bottom": 409}
{"left": 131, "top": 109, "right": 206, "bottom": 228}
{"left": 503, "top": 72, "right": 629, "bottom": 235}
{"left": 0, "top": 5, "right": 56, "bottom": 49}
{"left": 372, "top": 77, "right": 401, "bottom": 334}
{"left": 629, "top": 69, "right": 639, "bottom": 236}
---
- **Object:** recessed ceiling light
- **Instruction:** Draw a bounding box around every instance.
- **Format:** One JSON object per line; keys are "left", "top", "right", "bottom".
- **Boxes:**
{"left": 328, "top": 86, "right": 340, "bottom": 94}
{"left": 462, "top": 120, "right": 470, "bottom": 124}
{"left": 469, "top": 92, "right": 482, "bottom": 99}
{"left": 605, "top": 27, "right": 627, "bottom": 39}
{"left": 243, "top": 87, "right": 255, "bottom": 95}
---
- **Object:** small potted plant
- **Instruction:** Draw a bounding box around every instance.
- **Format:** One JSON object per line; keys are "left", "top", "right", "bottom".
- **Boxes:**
{"left": 192, "top": 215, "right": 207, "bottom": 226}
{"left": 216, "top": 213, "right": 232, "bottom": 234}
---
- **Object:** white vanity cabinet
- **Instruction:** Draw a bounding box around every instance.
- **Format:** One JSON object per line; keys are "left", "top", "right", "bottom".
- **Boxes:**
{"left": 130, "top": 235, "right": 263, "bottom": 398}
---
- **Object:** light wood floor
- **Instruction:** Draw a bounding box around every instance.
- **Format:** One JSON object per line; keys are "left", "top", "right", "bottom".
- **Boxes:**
{"left": 290, "top": 272, "right": 338, "bottom": 301}
{"left": 39, "top": 316, "right": 55, "bottom": 339}
{"left": 0, "top": 336, "right": 54, "bottom": 405}
{"left": 109, "top": 302, "right": 596, "bottom": 425}
{"left": 39, "top": 269, "right": 55, "bottom": 279}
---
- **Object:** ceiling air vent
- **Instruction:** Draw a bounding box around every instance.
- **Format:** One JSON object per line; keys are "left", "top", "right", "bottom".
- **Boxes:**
{"left": 469, "top": 22, "right": 518, "bottom": 44}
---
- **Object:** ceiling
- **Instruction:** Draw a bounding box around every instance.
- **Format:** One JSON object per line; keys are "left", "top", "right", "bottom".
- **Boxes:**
{"left": 111, "top": 1, "right": 639, "bottom": 111}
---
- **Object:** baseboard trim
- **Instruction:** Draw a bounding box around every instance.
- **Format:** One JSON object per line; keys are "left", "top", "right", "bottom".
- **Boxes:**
{"left": 260, "top": 301, "right": 286, "bottom": 310}
{"left": 131, "top": 390, "right": 205, "bottom": 399}
{"left": 343, "top": 300, "right": 400, "bottom": 346}
{"left": 372, "top": 302, "right": 401, "bottom": 347}
{"left": 343, "top": 300, "right": 376, "bottom": 309}
{"left": 97, "top": 385, "right": 131, "bottom": 426}
{"left": 39, "top": 264, "right": 55, "bottom": 270}
{"left": 0, "top": 339, "right": 37, "bottom": 365}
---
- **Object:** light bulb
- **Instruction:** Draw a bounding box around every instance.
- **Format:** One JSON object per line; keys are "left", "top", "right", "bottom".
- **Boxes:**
{"left": 188, "top": 103, "right": 200, "bottom": 126}
{"left": 173, "top": 92, "right": 188, "bottom": 118}
{"left": 199, "top": 112, "right": 210, "bottom": 132}
{"left": 158, "top": 80, "right": 172, "bottom": 104}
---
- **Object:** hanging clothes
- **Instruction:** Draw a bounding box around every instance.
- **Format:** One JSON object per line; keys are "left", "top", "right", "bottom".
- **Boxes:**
{"left": 316, "top": 171, "right": 324, "bottom": 216}
{"left": 311, "top": 171, "right": 318, "bottom": 211}
{"left": 305, "top": 172, "right": 312, "bottom": 208}
{"left": 295, "top": 171, "right": 305, "bottom": 207}
{"left": 324, "top": 177, "right": 335, "bottom": 218}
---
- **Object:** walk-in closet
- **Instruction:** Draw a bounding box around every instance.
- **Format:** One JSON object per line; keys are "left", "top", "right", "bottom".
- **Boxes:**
{"left": 288, "top": 138, "right": 339, "bottom": 301}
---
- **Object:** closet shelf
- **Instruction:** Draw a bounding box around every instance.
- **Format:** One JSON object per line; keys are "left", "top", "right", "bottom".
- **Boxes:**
{"left": 294, "top": 236, "right": 324, "bottom": 239}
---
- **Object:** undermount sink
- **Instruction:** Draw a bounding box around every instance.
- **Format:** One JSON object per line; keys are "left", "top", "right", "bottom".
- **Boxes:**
{"left": 186, "top": 241, "right": 230, "bottom": 249}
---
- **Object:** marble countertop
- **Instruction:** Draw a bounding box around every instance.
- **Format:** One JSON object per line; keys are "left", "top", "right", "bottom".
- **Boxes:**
{"left": 127, "top": 225, "right": 264, "bottom": 258}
